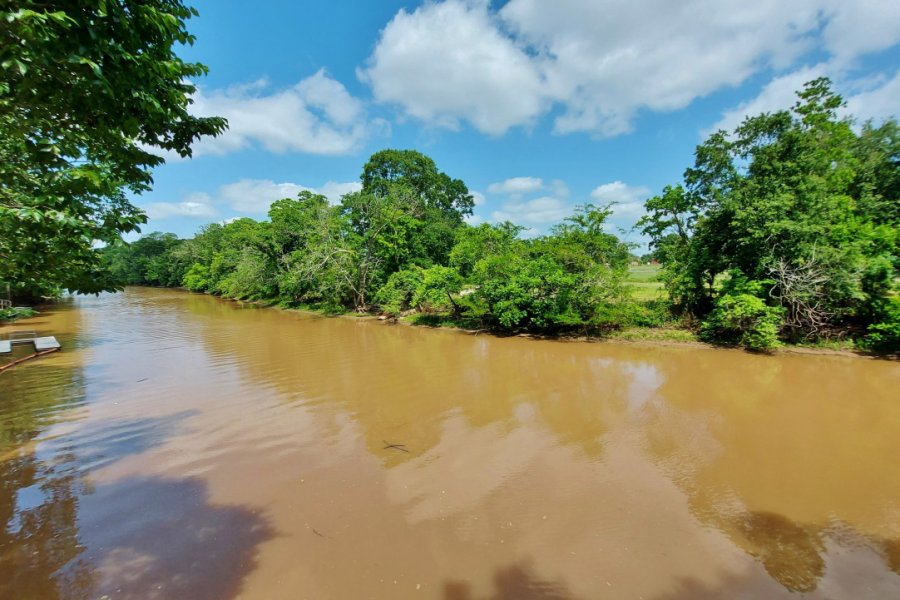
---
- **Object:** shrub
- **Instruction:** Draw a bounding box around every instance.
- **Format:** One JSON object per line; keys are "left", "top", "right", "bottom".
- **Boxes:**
{"left": 701, "top": 271, "right": 784, "bottom": 351}
{"left": 475, "top": 253, "right": 581, "bottom": 330}
{"left": 183, "top": 263, "right": 212, "bottom": 292}
{"left": 579, "top": 299, "right": 676, "bottom": 332}
{"left": 414, "top": 266, "right": 463, "bottom": 313}
{"left": 860, "top": 296, "right": 900, "bottom": 353}
{"left": 0, "top": 306, "right": 37, "bottom": 321}
{"left": 374, "top": 268, "right": 423, "bottom": 316}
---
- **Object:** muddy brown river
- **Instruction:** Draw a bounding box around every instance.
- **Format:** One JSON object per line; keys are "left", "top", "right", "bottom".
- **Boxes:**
{"left": 0, "top": 287, "right": 898, "bottom": 599}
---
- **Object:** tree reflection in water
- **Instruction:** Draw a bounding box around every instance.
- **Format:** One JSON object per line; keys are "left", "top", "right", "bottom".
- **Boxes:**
{"left": 0, "top": 363, "right": 273, "bottom": 600}
{"left": 444, "top": 561, "right": 577, "bottom": 600}
{"left": 736, "top": 511, "right": 825, "bottom": 592}
{"left": 0, "top": 365, "right": 93, "bottom": 599}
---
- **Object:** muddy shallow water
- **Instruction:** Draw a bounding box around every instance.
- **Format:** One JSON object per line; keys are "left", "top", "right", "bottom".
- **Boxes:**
{"left": 1, "top": 287, "right": 898, "bottom": 599}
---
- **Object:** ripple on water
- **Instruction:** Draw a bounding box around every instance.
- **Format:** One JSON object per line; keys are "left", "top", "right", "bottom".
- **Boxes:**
{"left": 1, "top": 287, "right": 899, "bottom": 600}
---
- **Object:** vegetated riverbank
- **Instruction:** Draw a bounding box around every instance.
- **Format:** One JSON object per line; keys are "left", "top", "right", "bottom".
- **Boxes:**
{"left": 87, "top": 84, "right": 898, "bottom": 355}
{"left": 7, "top": 84, "right": 897, "bottom": 354}
{"left": 0, "top": 306, "right": 36, "bottom": 323}
{"left": 174, "top": 284, "right": 880, "bottom": 360}
{"left": 94, "top": 85, "right": 898, "bottom": 356}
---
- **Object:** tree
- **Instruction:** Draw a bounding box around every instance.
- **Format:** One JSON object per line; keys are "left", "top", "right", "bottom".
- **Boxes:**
{"left": 374, "top": 267, "right": 424, "bottom": 316}
{"left": 361, "top": 149, "right": 474, "bottom": 266}
{"left": 637, "top": 185, "right": 710, "bottom": 312}
{"left": 206, "top": 218, "right": 274, "bottom": 299}
{"left": 102, "top": 231, "right": 183, "bottom": 285}
{"left": 414, "top": 265, "right": 463, "bottom": 314}
{"left": 641, "top": 78, "right": 899, "bottom": 347}
{"left": 361, "top": 149, "right": 474, "bottom": 220}
{"left": 0, "top": 1, "right": 226, "bottom": 300}
{"left": 449, "top": 222, "right": 524, "bottom": 278}
{"left": 340, "top": 186, "right": 420, "bottom": 310}
{"left": 268, "top": 191, "right": 347, "bottom": 304}
{"left": 269, "top": 191, "right": 330, "bottom": 256}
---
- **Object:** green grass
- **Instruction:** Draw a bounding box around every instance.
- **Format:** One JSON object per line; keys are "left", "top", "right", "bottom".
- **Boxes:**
{"left": 790, "top": 337, "right": 859, "bottom": 352}
{"left": 626, "top": 264, "right": 661, "bottom": 282}
{"left": 626, "top": 264, "right": 664, "bottom": 300}
{"left": 626, "top": 281, "right": 664, "bottom": 301}
{"left": 402, "top": 312, "right": 484, "bottom": 330}
{"left": 607, "top": 326, "right": 699, "bottom": 343}
{"left": 0, "top": 306, "right": 38, "bottom": 322}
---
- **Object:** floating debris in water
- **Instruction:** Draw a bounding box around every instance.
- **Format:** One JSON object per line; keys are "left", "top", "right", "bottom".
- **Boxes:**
{"left": 383, "top": 440, "right": 409, "bottom": 453}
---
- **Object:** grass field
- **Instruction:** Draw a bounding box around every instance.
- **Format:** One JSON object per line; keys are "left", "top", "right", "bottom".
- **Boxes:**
{"left": 626, "top": 264, "right": 664, "bottom": 300}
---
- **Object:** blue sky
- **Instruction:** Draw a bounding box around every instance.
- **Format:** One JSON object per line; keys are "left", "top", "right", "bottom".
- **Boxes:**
{"left": 139, "top": 0, "right": 900, "bottom": 250}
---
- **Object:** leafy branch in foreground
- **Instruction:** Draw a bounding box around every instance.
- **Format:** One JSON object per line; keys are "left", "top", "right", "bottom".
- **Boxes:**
{"left": 0, "top": 1, "right": 226, "bottom": 300}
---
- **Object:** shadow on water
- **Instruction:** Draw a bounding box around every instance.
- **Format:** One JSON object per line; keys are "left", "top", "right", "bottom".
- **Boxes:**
{"left": 0, "top": 366, "right": 87, "bottom": 446}
{"left": 76, "top": 475, "right": 273, "bottom": 600}
{"left": 650, "top": 570, "right": 776, "bottom": 600}
{"left": 0, "top": 359, "right": 272, "bottom": 600}
{"left": 42, "top": 409, "right": 198, "bottom": 473}
{"left": 735, "top": 511, "right": 825, "bottom": 592}
{"left": 0, "top": 447, "right": 91, "bottom": 600}
{"left": 697, "top": 510, "right": 900, "bottom": 597}
{"left": 444, "top": 561, "right": 578, "bottom": 600}
{"left": 1, "top": 443, "right": 273, "bottom": 600}
{"left": 884, "top": 538, "right": 900, "bottom": 573}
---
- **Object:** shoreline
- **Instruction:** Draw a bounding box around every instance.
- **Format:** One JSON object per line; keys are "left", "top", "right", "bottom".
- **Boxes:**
{"left": 6, "top": 287, "right": 884, "bottom": 360}
{"left": 248, "top": 294, "right": 882, "bottom": 360}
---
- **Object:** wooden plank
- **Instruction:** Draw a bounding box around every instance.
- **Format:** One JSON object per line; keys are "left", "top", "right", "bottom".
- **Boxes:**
{"left": 0, "top": 348, "right": 59, "bottom": 374}
{"left": 33, "top": 337, "right": 60, "bottom": 351}
{"left": 0, "top": 340, "right": 10, "bottom": 354}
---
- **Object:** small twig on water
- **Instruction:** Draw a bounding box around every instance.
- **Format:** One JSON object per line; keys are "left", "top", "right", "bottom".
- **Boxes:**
{"left": 312, "top": 529, "right": 325, "bottom": 537}
{"left": 383, "top": 440, "right": 409, "bottom": 453}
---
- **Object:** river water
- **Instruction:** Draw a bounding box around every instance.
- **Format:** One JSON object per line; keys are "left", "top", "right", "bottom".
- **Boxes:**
{"left": 0, "top": 287, "right": 898, "bottom": 599}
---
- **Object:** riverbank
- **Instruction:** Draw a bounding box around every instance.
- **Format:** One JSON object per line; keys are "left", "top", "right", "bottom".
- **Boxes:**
{"left": 6, "top": 287, "right": 885, "bottom": 359}
{"left": 0, "top": 306, "right": 37, "bottom": 323}
{"left": 253, "top": 293, "right": 882, "bottom": 360}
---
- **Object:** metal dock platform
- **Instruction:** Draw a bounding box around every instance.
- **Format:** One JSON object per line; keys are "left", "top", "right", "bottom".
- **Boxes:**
{"left": 0, "top": 331, "right": 61, "bottom": 354}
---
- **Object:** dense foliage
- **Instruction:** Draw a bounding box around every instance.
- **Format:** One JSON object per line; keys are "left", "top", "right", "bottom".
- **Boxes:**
{"left": 0, "top": 1, "right": 225, "bottom": 301}
{"left": 102, "top": 81, "right": 897, "bottom": 352}
{"left": 104, "top": 149, "right": 639, "bottom": 334}
{"left": 640, "top": 79, "right": 898, "bottom": 351}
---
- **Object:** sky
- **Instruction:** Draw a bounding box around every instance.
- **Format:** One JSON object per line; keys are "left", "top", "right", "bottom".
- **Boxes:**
{"left": 138, "top": 0, "right": 900, "bottom": 250}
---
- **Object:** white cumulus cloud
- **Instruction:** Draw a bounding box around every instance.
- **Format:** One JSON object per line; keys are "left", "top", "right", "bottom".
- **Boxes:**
{"left": 590, "top": 181, "right": 651, "bottom": 219}
{"left": 820, "top": 0, "right": 900, "bottom": 64}
{"left": 362, "top": 0, "right": 900, "bottom": 138}
{"left": 845, "top": 70, "right": 900, "bottom": 123}
{"left": 145, "top": 193, "right": 217, "bottom": 220}
{"left": 143, "top": 179, "right": 361, "bottom": 220}
{"left": 488, "top": 175, "right": 577, "bottom": 233}
{"left": 711, "top": 65, "right": 900, "bottom": 134}
{"left": 491, "top": 196, "right": 571, "bottom": 231}
{"left": 487, "top": 176, "right": 544, "bottom": 196}
{"left": 359, "top": 0, "right": 547, "bottom": 135}
{"left": 189, "top": 70, "right": 379, "bottom": 156}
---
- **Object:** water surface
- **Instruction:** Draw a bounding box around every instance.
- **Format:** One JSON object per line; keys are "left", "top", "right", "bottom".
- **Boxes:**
{"left": 1, "top": 288, "right": 898, "bottom": 599}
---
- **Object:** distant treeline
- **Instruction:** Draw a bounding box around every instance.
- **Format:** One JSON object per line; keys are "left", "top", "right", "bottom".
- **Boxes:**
{"left": 104, "top": 149, "right": 658, "bottom": 333}
{"left": 104, "top": 81, "right": 898, "bottom": 352}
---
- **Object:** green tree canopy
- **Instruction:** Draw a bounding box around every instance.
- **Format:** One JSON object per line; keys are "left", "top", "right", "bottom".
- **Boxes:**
{"left": 640, "top": 78, "right": 899, "bottom": 348}
{"left": 360, "top": 149, "right": 476, "bottom": 268}
{"left": 361, "top": 149, "right": 474, "bottom": 220}
{"left": 0, "top": 0, "right": 226, "bottom": 299}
